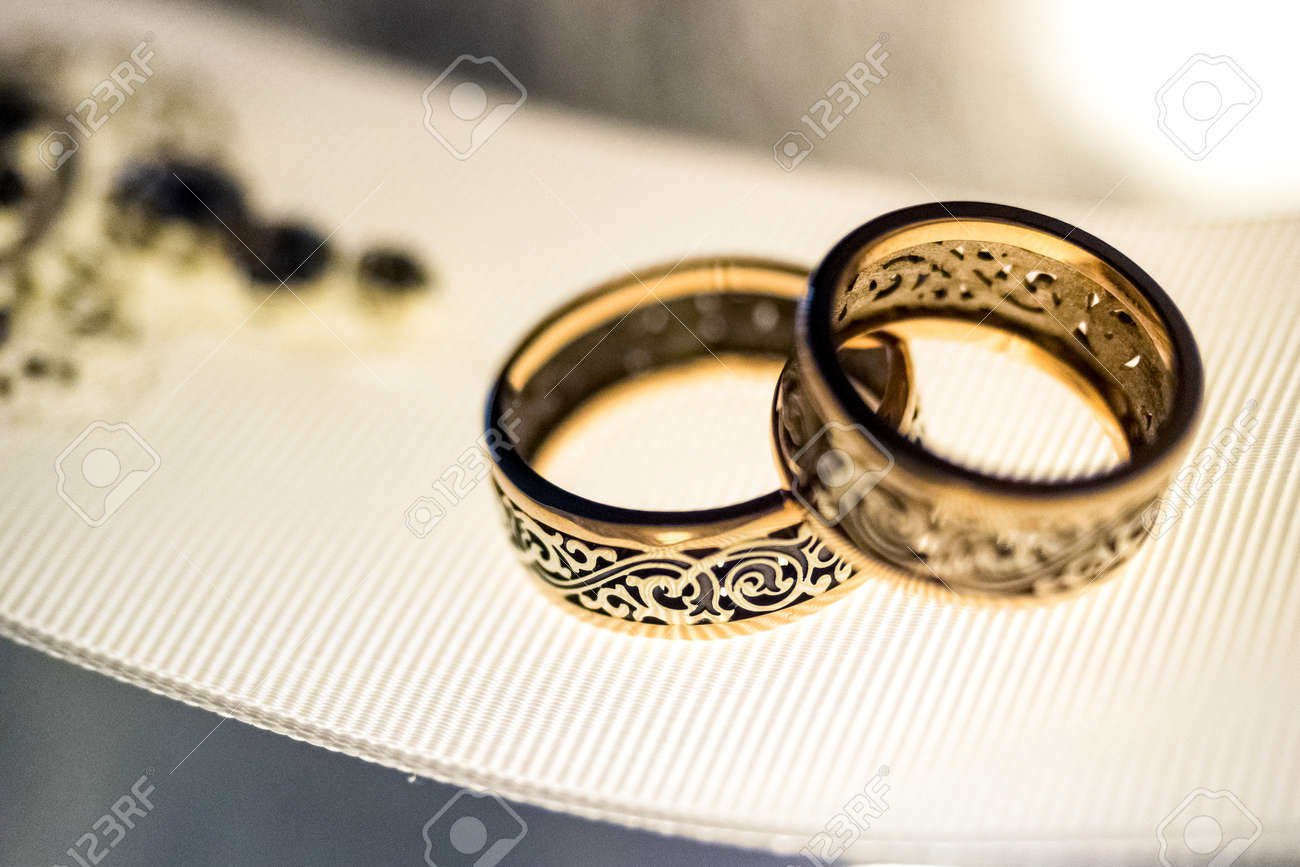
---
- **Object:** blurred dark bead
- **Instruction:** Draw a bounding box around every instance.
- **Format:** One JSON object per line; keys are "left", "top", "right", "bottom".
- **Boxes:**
{"left": 236, "top": 222, "right": 331, "bottom": 286}
{"left": 0, "top": 307, "right": 9, "bottom": 344}
{"left": 0, "top": 166, "right": 24, "bottom": 206}
{"left": 112, "top": 160, "right": 248, "bottom": 229}
{"left": 358, "top": 248, "right": 427, "bottom": 292}
{"left": 23, "top": 355, "right": 48, "bottom": 377}
{"left": 0, "top": 83, "right": 38, "bottom": 137}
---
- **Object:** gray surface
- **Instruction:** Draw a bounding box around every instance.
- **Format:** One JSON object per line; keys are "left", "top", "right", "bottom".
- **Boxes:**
{"left": 217, "top": 0, "right": 1130, "bottom": 201}
{"left": 0, "top": 637, "right": 800, "bottom": 866}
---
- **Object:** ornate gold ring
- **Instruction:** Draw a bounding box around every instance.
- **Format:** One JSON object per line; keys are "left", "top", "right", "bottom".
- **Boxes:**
{"left": 487, "top": 257, "right": 914, "bottom": 635}
{"left": 777, "top": 202, "right": 1204, "bottom": 597}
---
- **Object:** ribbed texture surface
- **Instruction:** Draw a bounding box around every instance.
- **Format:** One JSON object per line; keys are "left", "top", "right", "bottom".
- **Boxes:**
{"left": 2, "top": 2, "right": 1298, "bottom": 863}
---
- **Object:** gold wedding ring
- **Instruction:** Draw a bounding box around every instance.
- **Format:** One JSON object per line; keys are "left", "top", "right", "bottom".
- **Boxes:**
{"left": 776, "top": 202, "right": 1204, "bottom": 597}
{"left": 486, "top": 257, "right": 914, "bottom": 635}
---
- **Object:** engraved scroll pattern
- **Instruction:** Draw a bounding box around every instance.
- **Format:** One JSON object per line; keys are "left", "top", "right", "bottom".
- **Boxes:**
{"left": 493, "top": 482, "right": 853, "bottom": 624}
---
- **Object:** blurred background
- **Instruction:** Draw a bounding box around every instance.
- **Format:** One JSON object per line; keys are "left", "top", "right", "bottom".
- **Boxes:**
{"left": 223, "top": 0, "right": 1297, "bottom": 212}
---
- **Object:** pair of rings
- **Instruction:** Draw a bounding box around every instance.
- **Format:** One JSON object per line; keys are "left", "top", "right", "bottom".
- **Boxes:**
{"left": 487, "top": 203, "right": 1204, "bottom": 637}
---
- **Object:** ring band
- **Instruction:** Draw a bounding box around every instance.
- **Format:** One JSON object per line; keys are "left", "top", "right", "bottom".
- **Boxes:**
{"left": 487, "top": 258, "right": 913, "bottom": 634}
{"left": 776, "top": 202, "right": 1204, "bottom": 597}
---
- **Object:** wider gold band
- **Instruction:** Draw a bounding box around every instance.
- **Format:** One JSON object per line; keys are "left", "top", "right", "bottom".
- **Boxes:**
{"left": 777, "top": 202, "right": 1205, "bottom": 597}
{"left": 486, "top": 257, "right": 914, "bottom": 636}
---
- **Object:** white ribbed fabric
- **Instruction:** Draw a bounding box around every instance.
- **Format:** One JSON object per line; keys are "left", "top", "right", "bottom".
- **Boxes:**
{"left": 2, "top": 1, "right": 1298, "bottom": 863}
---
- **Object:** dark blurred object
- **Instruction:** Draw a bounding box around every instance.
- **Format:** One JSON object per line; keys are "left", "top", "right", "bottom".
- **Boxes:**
{"left": 0, "top": 77, "right": 75, "bottom": 264}
{"left": 0, "top": 81, "right": 39, "bottom": 137}
{"left": 0, "top": 165, "right": 24, "bottom": 205}
{"left": 358, "top": 247, "right": 427, "bottom": 293}
{"left": 112, "top": 159, "right": 249, "bottom": 230}
{"left": 21, "top": 353, "right": 76, "bottom": 382}
{"left": 235, "top": 221, "right": 330, "bottom": 285}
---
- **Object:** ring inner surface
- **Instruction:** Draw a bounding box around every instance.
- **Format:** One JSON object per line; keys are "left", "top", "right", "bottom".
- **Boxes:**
{"left": 504, "top": 289, "right": 798, "bottom": 466}
{"left": 830, "top": 222, "right": 1178, "bottom": 465}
